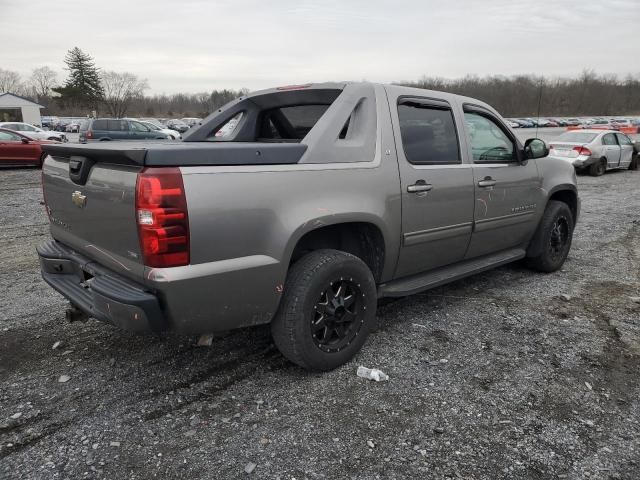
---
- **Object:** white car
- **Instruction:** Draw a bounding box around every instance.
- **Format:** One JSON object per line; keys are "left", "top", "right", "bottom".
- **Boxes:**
{"left": 0, "top": 122, "right": 67, "bottom": 142}
{"left": 134, "top": 119, "right": 181, "bottom": 140}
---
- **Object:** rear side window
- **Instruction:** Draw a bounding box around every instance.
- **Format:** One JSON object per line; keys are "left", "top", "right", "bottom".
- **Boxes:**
{"left": 602, "top": 133, "right": 617, "bottom": 145}
{"left": 92, "top": 120, "right": 108, "bottom": 130}
{"left": 108, "top": 120, "right": 128, "bottom": 131}
{"left": 214, "top": 112, "right": 244, "bottom": 138}
{"left": 397, "top": 102, "right": 460, "bottom": 165}
{"left": 259, "top": 105, "right": 331, "bottom": 140}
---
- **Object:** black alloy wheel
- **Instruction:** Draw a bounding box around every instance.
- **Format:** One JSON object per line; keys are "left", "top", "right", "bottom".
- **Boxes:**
{"left": 312, "top": 279, "right": 364, "bottom": 353}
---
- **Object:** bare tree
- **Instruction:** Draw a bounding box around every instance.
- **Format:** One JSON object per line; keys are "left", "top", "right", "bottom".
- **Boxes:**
{"left": 29, "top": 66, "right": 58, "bottom": 98}
{"left": 101, "top": 71, "right": 149, "bottom": 117}
{"left": 0, "top": 68, "right": 23, "bottom": 94}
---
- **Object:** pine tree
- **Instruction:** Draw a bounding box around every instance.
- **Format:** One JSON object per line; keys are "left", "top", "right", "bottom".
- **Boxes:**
{"left": 64, "top": 47, "right": 104, "bottom": 99}
{"left": 53, "top": 47, "right": 103, "bottom": 112}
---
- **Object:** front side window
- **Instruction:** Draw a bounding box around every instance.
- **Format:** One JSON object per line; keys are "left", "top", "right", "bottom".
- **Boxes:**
{"left": 464, "top": 112, "right": 516, "bottom": 163}
{"left": 616, "top": 133, "right": 632, "bottom": 146}
{"left": 130, "top": 121, "right": 149, "bottom": 132}
{"left": 21, "top": 124, "right": 36, "bottom": 132}
{"left": 602, "top": 133, "right": 617, "bottom": 146}
{"left": 0, "top": 131, "right": 20, "bottom": 140}
{"left": 397, "top": 103, "right": 460, "bottom": 165}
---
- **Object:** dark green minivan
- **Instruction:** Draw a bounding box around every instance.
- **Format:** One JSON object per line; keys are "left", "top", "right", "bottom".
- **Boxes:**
{"left": 79, "top": 119, "right": 170, "bottom": 142}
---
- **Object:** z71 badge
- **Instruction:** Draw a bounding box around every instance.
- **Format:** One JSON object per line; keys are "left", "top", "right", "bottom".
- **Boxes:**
{"left": 511, "top": 203, "right": 536, "bottom": 213}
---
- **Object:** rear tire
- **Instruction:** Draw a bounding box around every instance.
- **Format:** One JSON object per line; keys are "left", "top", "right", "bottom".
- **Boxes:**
{"left": 589, "top": 158, "right": 606, "bottom": 176}
{"left": 271, "top": 249, "right": 377, "bottom": 371}
{"left": 526, "top": 200, "right": 574, "bottom": 273}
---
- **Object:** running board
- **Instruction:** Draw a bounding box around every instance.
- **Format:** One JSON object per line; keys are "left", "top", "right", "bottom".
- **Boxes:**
{"left": 378, "top": 248, "right": 526, "bottom": 298}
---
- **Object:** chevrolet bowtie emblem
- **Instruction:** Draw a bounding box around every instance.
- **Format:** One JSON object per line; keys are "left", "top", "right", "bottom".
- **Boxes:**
{"left": 71, "top": 190, "right": 87, "bottom": 208}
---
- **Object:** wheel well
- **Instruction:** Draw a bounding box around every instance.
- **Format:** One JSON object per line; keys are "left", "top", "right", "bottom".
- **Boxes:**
{"left": 549, "top": 190, "right": 578, "bottom": 224}
{"left": 290, "top": 222, "right": 385, "bottom": 282}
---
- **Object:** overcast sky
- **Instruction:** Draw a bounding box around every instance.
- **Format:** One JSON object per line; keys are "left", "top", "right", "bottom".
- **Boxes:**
{"left": 1, "top": 0, "right": 638, "bottom": 94}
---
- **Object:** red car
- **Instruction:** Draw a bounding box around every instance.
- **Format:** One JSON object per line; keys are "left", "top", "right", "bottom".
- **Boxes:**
{"left": 0, "top": 128, "right": 59, "bottom": 167}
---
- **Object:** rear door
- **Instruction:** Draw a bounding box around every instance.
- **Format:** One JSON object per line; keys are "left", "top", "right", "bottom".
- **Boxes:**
{"left": 462, "top": 105, "right": 542, "bottom": 258}
{"left": 390, "top": 94, "right": 474, "bottom": 278}
{"left": 602, "top": 133, "right": 621, "bottom": 167}
{"left": 615, "top": 133, "right": 634, "bottom": 167}
{"left": 108, "top": 120, "right": 130, "bottom": 140}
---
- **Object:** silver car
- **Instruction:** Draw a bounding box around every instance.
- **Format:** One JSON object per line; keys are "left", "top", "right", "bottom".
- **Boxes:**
{"left": 0, "top": 122, "right": 67, "bottom": 142}
{"left": 549, "top": 129, "right": 636, "bottom": 176}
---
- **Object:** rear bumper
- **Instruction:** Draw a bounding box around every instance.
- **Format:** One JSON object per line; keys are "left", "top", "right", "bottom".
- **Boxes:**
{"left": 37, "top": 240, "right": 166, "bottom": 332}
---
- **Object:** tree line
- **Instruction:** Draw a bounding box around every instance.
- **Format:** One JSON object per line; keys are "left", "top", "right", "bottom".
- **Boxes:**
{"left": 1, "top": 47, "right": 639, "bottom": 119}
{"left": 397, "top": 72, "right": 640, "bottom": 117}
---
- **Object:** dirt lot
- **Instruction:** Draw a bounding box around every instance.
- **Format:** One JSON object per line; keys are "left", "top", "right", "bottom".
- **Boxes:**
{"left": 1, "top": 166, "right": 639, "bottom": 480}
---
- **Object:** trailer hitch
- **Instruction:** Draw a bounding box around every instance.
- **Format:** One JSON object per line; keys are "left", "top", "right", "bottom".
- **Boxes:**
{"left": 65, "top": 304, "right": 89, "bottom": 323}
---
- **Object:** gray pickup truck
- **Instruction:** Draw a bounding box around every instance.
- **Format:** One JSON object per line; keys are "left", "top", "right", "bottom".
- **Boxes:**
{"left": 38, "top": 82, "right": 579, "bottom": 371}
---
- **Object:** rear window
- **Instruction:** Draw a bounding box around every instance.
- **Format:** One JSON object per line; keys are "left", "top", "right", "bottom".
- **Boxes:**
{"left": 259, "top": 104, "right": 331, "bottom": 140}
{"left": 556, "top": 132, "right": 597, "bottom": 143}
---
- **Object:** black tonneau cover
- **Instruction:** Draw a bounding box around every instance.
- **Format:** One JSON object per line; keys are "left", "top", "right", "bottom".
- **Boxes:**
{"left": 41, "top": 142, "right": 308, "bottom": 166}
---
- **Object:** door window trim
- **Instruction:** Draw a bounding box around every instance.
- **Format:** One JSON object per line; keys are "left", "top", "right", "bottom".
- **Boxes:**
{"left": 396, "top": 96, "right": 462, "bottom": 166}
{"left": 462, "top": 103, "right": 522, "bottom": 164}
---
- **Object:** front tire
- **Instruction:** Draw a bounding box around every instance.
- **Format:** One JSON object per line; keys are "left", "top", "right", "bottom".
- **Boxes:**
{"left": 526, "top": 200, "right": 574, "bottom": 273}
{"left": 629, "top": 153, "right": 638, "bottom": 170}
{"left": 271, "top": 249, "right": 377, "bottom": 371}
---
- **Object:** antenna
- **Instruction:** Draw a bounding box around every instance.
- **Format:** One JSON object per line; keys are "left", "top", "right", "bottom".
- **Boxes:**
{"left": 535, "top": 80, "right": 543, "bottom": 138}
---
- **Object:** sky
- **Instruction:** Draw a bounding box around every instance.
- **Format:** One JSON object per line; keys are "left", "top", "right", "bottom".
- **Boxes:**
{"left": 1, "top": 0, "right": 639, "bottom": 94}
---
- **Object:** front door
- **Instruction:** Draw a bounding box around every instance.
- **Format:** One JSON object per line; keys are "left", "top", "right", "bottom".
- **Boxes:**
{"left": 615, "top": 133, "right": 634, "bottom": 168}
{"left": 129, "top": 120, "right": 153, "bottom": 139}
{"left": 390, "top": 95, "right": 474, "bottom": 278}
{"left": 602, "top": 133, "right": 621, "bottom": 168}
{"left": 461, "top": 107, "right": 542, "bottom": 259}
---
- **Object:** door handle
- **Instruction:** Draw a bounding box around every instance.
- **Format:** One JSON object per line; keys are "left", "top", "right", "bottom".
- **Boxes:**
{"left": 478, "top": 177, "right": 497, "bottom": 188}
{"left": 407, "top": 182, "right": 433, "bottom": 193}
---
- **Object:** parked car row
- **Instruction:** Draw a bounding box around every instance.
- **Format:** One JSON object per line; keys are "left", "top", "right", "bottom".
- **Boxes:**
{"left": 506, "top": 116, "right": 640, "bottom": 132}
{"left": 0, "top": 122, "right": 67, "bottom": 142}
{"left": 41, "top": 116, "right": 87, "bottom": 133}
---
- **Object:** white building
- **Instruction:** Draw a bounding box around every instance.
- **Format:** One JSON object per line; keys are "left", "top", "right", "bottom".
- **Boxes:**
{"left": 0, "top": 92, "right": 44, "bottom": 126}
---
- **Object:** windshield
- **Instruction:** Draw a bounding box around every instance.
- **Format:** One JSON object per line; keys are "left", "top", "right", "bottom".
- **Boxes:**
{"left": 556, "top": 132, "right": 598, "bottom": 143}
{"left": 142, "top": 122, "right": 160, "bottom": 131}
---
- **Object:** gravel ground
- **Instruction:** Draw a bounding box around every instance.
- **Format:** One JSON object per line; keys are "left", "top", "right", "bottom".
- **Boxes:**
{"left": 1, "top": 165, "right": 639, "bottom": 480}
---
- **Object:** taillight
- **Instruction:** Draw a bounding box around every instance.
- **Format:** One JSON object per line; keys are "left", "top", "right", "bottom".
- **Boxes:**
{"left": 86, "top": 130, "right": 93, "bottom": 139}
{"left": 135, "top": 167, "right": 190, "bottom": 268}
{"left": 572, "top": 146, "right": 592, "bottom": 156}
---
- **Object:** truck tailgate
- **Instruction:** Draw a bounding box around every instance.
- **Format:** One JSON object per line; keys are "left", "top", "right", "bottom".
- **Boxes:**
{"left": 42, "top": 153, "right": 145, "bottom": 282}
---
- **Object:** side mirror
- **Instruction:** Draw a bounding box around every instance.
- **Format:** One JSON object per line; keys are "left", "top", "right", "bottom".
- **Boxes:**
{"left": 524, "top": 138, "right": 549, "bottom": 160}
{"left": 21, "top": 138, "right": 29, "bottom": 144}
